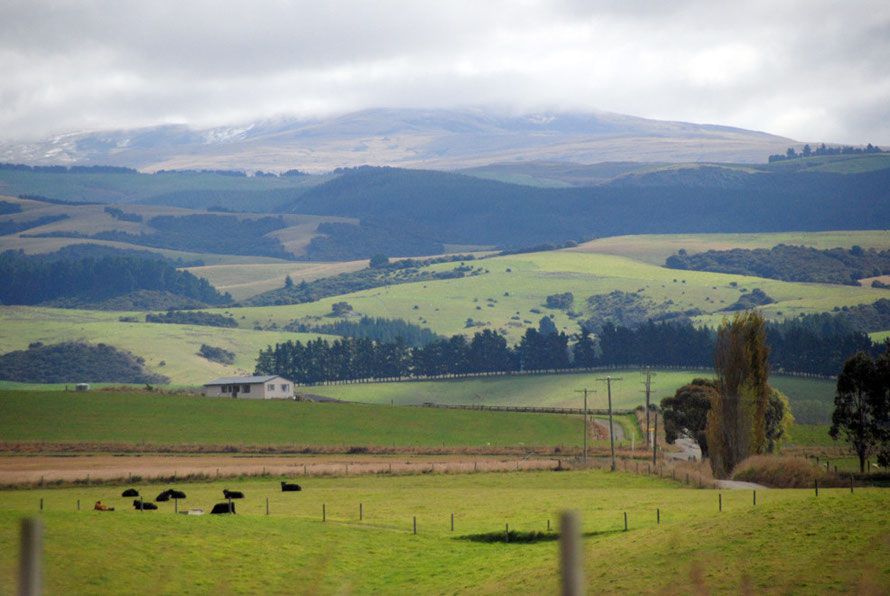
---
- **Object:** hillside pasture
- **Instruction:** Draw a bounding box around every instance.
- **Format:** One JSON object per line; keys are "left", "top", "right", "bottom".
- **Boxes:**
{"left": 569, "top": 230, "right": 890, "bottom": 266}
{"left": 308, "top": 368, "right": 836, "bottom": 424}
{"left": 183, "top": 260, "right": 368, "bottom": 301}
{"left": 0, "top": 472, "right": 887, "bottom": 594}
{"left": 0, "top": 306, "right": 327, "bottom": 384}
{"left": 219, "top": 250, "right": 890, "bottom": 345}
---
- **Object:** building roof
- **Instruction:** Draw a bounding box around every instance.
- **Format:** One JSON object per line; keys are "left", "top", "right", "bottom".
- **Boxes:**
{"left": 203, "top": 375, "right": 284, "bottom": 386}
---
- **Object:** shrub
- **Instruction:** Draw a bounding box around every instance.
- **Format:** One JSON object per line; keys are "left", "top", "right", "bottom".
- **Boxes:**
{"left": 732, "top": 455, "right": 847, "bottom": 488}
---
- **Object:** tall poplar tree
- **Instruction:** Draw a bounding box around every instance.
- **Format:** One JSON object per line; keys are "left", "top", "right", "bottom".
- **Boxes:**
{"left": 707, "top": 310, "right": 771, "bottom": 478}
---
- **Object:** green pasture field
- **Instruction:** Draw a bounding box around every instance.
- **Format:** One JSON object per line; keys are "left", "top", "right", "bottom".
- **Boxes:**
{"left": 785, "top": 424, "right": 835, "bottom": 448}
{"left": 569, "top": 230, "right": 890, "bottom": 266}
{"left": 215, "top": 249, "right": 890, "bottom": 345}
{"left": 0, "top": 306, "right": 328, "bottom": 384}
{"left": 0, "top": 391, "right": 584, "bottom": 448}
{"left": 309, "top": 368, "right": 836, "bottom": 425}
{"left": 0, "top": 472, "right": 887, "bottom": 594}
{"left": 183, "top": 260, "right": 367, "bottom": 301}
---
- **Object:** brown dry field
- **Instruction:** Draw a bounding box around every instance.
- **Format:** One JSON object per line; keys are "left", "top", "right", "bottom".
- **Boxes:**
{"left": 0, "top": 454, "right": 571, "bottom": 486}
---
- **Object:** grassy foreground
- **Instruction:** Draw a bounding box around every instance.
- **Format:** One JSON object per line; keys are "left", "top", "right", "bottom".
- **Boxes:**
{"left": 0, "top": 471, "right": 887, "bottom": 594}
{"left": 0, "top": 390, "right": 584, "bottom": 448}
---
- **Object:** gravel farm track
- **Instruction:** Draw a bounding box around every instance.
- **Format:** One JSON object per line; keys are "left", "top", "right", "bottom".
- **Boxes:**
{"left": 0, "top": 454, "right": 568, "bottom": 486}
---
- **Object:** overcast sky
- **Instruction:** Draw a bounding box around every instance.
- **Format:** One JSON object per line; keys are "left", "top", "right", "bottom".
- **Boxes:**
{"left": 2, "top": 0, "right": 889, "bottom": 144}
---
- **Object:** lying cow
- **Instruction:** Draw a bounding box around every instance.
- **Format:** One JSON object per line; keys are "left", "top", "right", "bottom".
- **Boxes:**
{"left": 121, "top": 488, "right": 139, "bottom": 497}
{"left": 222, "top": 489, "right": 244, "bottom": 499}
{"left": 94, "top": 501, "right": 114, "bottom": 511}
{"left": 133, "top": 500, "right": 158, "bottom": 510}
{"left": 281, "top": 481, "right": 302, "bottom": 492}
{"left": 156, "top": 490, "right": 171, "bottom": 502}
{"left": 210, "top": 502, "right": 236, "bottom": 514}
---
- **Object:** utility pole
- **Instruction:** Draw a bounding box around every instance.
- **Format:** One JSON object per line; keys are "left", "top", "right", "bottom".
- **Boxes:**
{"left": 573, "top": 388, "right": 591, "bottom": 464}
{"left": 596, "top": 376, "right": 622, "bottom": 471}
{"left": 642, "top": 368, "right": 656, "bottom": 447}
{"left": 652, "top": 410, "right": 658, "bottom": 465}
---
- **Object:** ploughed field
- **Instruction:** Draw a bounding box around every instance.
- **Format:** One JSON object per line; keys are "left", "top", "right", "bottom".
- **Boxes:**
{"left": 1, "top": 471, "right": 888, "bottom": 594}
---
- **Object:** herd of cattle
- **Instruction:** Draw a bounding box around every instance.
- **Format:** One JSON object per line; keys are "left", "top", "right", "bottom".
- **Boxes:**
{"left": 93, "top": 481, "right": 302, "bottom": 514}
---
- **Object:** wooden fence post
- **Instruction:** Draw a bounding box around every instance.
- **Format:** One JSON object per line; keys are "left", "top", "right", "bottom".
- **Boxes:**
{"left": 266, "top": 498, "right": 269, "bottom": 516}
{"left": 814, "top": 479, "right": 819, "bottom": 497}
{"left": 323, "top": 504, "right": 326, "bottom": 522}
{"left": 560, "top": 511, "right": 583, "bottom": 596}
{"left": 719, "top": 494, "right": 722, "bottom": 511}
{"left": 657, "top": 508, "right": 660, "bottom": 524}
{"left": 624, "top": 512, "right": 628, "bottom": 531}
{"left": 19, "top": 518, "right": 42, "bottom": 596}
{"left": 413, "top": 516, "right": 417, "bottom": 535}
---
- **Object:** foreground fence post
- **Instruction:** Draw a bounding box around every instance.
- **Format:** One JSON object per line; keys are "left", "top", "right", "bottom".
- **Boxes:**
{"left": 451, "top": 513, "right": 454, "bottom": 532}
{"left": 560, "top": 511, "right": 583, "bottom": 596}
{"left": 19, "top": 518, "right": 42, "bottom": 596}
{"left": 814, "top": 479, "right": 819, "bottom": 497}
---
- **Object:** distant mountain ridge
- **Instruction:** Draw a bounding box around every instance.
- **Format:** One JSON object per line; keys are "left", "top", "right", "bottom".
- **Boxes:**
{"left": 0, "top": 108, "right": 796, "bottom": 172}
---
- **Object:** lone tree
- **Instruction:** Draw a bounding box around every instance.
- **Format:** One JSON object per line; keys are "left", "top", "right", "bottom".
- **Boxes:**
{"left": 707, "top": 310, "right": 771, "bottom": 478}
{"left": 830, "top": 348, "right": 890, "bottom": 472}
{"left": 661, "top": 378, "right": 716, "bottom": 459}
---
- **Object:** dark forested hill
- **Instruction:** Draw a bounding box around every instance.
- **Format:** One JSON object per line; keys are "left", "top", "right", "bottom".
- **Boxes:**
{"left": 282, "top": 165, "right": 890, "bottom": 259}
{"left": 0, "top": 250, "right": 231, "bottom": 307}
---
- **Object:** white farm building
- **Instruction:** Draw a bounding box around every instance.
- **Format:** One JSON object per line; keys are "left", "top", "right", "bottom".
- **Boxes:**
{"left": 203, "top": 375, "right": 294, "bottom": 399}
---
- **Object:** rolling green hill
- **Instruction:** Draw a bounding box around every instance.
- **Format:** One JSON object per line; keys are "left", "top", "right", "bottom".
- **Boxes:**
{"left": 3, "top": 234, "right": 889, "bottom": 385}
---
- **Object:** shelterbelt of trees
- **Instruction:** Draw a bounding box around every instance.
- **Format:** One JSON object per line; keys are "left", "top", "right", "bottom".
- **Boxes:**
{"left": 255, "top": 313, "right": 885, "bottom": 385}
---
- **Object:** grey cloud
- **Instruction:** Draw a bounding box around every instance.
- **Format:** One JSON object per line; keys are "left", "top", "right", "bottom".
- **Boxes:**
{"left": 1, "top": 0, "right": 889, "bottom": 145}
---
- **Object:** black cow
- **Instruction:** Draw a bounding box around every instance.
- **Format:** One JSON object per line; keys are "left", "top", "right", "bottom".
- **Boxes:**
{"left": 222, "top": 489, "right": 244, "bottom": 499}
{"left": 281, "top": 481, "right": 302, "bottom": 492}
{"left": 210, "top": 502, "right": 236, "bottom": 514}
{"left": 121, "top": 488, "right": 139, "bottom": 497}
{"left": 133, "top": 500, "right": 158, "bottom": 510}
{"left": 168, "top": 490, "right": 186, "bottom": 500}
{"left": 156, "top": 490, "right": 171, "bottom": 502}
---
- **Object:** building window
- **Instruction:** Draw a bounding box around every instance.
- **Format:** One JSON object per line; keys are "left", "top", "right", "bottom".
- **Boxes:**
{"left": 281, "top": 384, "right": 289, "bottom": 392}
{"left": 242, "top": 384, "right": 251, "bottom": 393}
{"left": 267, "top": 384, "right": 275, "bottom": 391}
{"left": 221, "top": 385, "right": 230, "bottom": 393}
